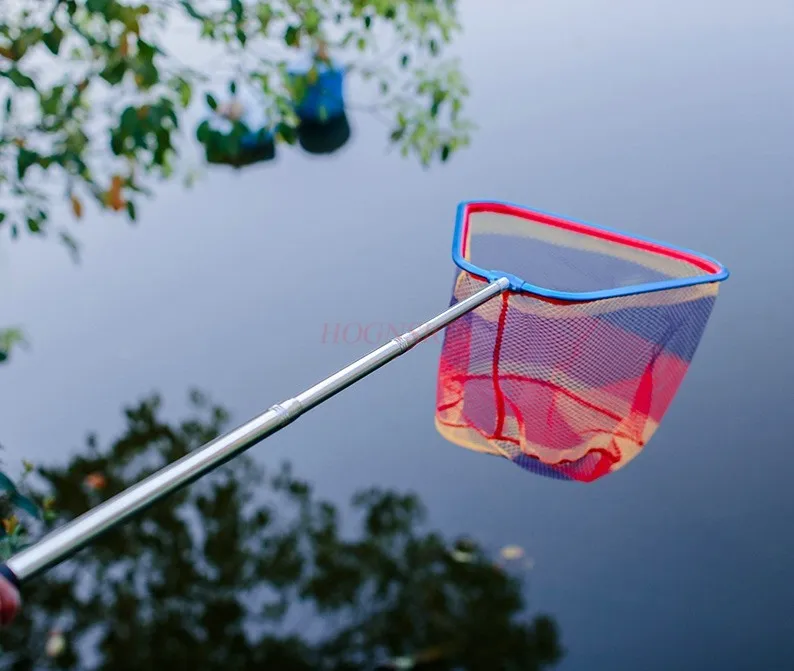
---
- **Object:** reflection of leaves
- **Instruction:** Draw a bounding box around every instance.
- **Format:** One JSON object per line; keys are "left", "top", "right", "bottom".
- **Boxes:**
{"left": 45, "top": 630, "right": 67, "bottom": 658}
{"left": 0, "top": 462, "right": 45, "bottom": 560}
{"left": 0, "top": 391, "right": 564, "bottom": 669}
{"left": 0, "top": 471, "right": 41, "bottom": 521}
{"left": 83, "top": 472, "right": 107, "bottom": 491}
{"left": 501, "top": 545, "right": 525, "bottom": 560}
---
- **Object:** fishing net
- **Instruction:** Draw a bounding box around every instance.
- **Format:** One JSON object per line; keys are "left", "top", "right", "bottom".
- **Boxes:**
{"left": 435, "top": 201, "right": 728, "bottom": 482}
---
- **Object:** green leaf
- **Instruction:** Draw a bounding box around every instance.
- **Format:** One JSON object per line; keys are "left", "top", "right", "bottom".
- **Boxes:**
{"left": 305, "top": 7, "right": 322, "bottom": 33}
{"left": 99, "top": 60, "right": 127, "bottom": 85}
{"left": 400, "top": 54, "right": 410, "bottom": 68}
{"left": 284, "top": 26, "right": 300, "bottom": 47}
{"left": 123, "top": 105, "right": 140, "bottom": 130}
{"left": 118, "top": 107, "right": 138, "bottom": 148}
{"left": 177, "top": 79, "right": 192, "bottom": 107}
{"left": 134, "top": 60, "right": 159, "bottom": 89}
{"left": 257, "top": 4, "right": 273, "bottom": 30}
{"left": 26, "top": 216, "right": 42, "bottom": 234}
{"left": 65, "top": 129, "right": 89, "bottom": 155}
{"left": 200, "top": 18, "right": 215, "bottom": 38}
{"left": 275, "top": 122, "right": 297, "bottom": 145}
{"left": 229, "top": 80, "right": 237, "bottom": 95}
{"left": 205, "top": 94, "right": 218, "bottom": 111}
{"left": 110, "top": 130, "right": 125, "bottom": 155}
{"left": 10, "top": 491, "right": 41, "bottom": 519}
{"left": 390, "top": 127, "right": 405, "bottom": 142}
{"left": 136, "top": 40, "right": 159, "bottom": 61}
{"left": 196, "top": 120, "right": 211, "bottom": 143}
{"left": 441, "top": 144, "right": 451, "bottom": 162}
{"left": 0, "top": 471, "right": 18, "bottom": 494}
{"left": 430, "top": 91, "right": 446, "bottom": 118}
{"left": 3, "top": 68, "right": 37, "bottom": 90}
{"left": 340, "top": 30, "right": 356, "bottom": 48}
{"left": 16, "top": 149, "right": 39, "bottom": 180}
{"left": 126, "top": 201, "right": 137, "bottom": 221}
{"left": 180, "top": 0, "right": 205, "bottom": 20}
{"left": 40, "top": 85, "right": 65, "bottom": 117}
{"left": 42, "top": 26, "right": 64, "bottom": 55}
{"left": 0, "top": 328, "right": 27, "bottom": 364}
{"left": 86, "top": 0, "right": 110, "bottom": 13}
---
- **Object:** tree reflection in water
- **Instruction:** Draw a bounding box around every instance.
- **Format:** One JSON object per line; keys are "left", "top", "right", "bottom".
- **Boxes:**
{"left": 0, "top": 391, "right": 563, "bottom": 670}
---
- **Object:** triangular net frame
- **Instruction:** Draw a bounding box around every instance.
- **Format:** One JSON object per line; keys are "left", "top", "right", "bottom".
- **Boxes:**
{"left": 435, "top": 201, "right": 729, "bottom": 482}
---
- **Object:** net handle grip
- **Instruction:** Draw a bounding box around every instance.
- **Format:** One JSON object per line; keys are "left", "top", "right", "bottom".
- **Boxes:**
{"left": 1, "top": 277, "right": 509, "bottom": 588}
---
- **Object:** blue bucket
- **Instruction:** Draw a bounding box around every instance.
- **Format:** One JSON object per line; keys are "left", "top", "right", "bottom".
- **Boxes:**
{"left": 288, "top": 56, "right": 346, "bottom": 123}
{"left": 297, "top": 113, "right": 352, "bottom": 155}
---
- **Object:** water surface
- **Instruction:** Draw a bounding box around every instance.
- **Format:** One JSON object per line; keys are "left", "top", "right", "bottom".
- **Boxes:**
{"left": 2, "top": 0, "right": 793, "bottom": 668}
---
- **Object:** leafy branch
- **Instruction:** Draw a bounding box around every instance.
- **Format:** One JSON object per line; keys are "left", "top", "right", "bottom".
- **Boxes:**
{"left": 0, "top": 0, "right": 474, "bottom": 256}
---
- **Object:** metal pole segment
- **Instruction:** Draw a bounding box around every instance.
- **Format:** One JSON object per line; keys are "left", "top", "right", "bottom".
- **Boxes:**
{"left": 4, "top": 277, "right": 509, "bottom": 585}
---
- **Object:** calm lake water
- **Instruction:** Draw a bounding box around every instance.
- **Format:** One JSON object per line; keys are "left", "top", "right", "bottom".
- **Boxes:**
{"left": 2, "top": 0, "right": 793, "bottom": 668}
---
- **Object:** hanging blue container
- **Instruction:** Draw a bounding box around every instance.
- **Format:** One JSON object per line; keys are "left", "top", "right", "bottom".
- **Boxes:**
{"left": 237, "top": 88, "right": 275, "bottom": 150}
{"left": 297, "top": 113, "right": 352, "bottom": 155}
{"left": 288, "top": 55, "right": 346, "bottom": 124}
{"left": 199, "top": 84, "right": 277, "bottom": 168}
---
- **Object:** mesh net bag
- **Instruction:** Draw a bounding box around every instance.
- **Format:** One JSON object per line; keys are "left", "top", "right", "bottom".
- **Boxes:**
{"left": 435, "top": 201, "right": 729, "bottom": 482}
